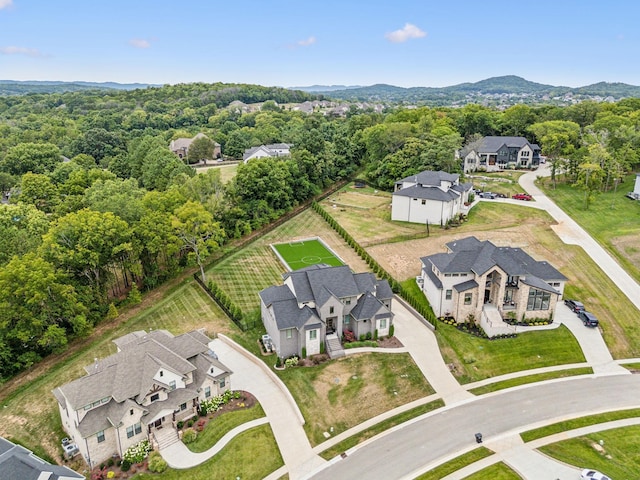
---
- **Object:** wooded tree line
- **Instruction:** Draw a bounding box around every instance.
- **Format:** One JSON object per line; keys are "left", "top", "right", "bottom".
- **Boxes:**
{"left": 1, "top": 82, "right": 640, "bottom": 380}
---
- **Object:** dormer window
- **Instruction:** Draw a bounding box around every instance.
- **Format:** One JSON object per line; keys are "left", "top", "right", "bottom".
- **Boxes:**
{"left": 159, "top": 371, "right": 163, "bottom": 377}
{"left": 150, "top": 393, "right": 160, "bottom": 402}
{"left": 329, "top": 306, "right": 334, "bottom": 314}
{"left": 130, "top": 409, "right": 134, "bottom": 415}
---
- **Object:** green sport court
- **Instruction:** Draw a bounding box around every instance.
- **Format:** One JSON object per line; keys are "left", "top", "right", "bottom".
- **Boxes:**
{"left": 272, "top": 237, "right": 344, "bottom": 271}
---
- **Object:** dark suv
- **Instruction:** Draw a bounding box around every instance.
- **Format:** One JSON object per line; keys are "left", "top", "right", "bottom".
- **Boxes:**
{"left": 564, "top": 299, "right": 585, "bottom": 313}
{"left": 578, "top": 311, "right": 599, "bottom": 327}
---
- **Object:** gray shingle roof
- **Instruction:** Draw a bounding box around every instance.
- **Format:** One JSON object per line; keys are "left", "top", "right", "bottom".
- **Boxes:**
{"left": 392, "top": 184, "right": 461, "bottom": 201}
{"left": 375, "top": 279, "right": 393, "bottom": 300}
{"left": 520, "top": 275, "right": 561, "bottom": 294}
{"left": 473, "top": 136, "right": 540, "bottom": 154}
{"left": 423, "top": 266, "right": 442, "bottom": 289}
{"left": 259, "top": 285, "right": 295, "bottom": 307}
{"left": 397, "top": 170, "right": 459, "bottom": 186}
{"left": 271, "top": 300, "right": 319, "bottom": 330}
{"left": 0, "top": 436, "right": 84, "bottom": 479}
{"left": 349, "top": 292, "right": 386, "bottom": 321}
{"left": 424, "top": 237, "right": 566, "bottom": 283}
{"left": 453, "top": 279, "right": 479, "bottom": 292}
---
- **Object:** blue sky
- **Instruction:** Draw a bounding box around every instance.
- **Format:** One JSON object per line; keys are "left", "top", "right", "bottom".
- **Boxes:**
{"left": 1, "top": 0, "right": 638, "bottom": 88}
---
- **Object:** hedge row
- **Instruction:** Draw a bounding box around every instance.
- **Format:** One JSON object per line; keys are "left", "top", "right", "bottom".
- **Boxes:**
{"left": 312, "top": 201, "right": 437, "bottom": 328}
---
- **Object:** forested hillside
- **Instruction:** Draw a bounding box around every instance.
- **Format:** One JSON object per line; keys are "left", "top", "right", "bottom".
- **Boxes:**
{"left": 1, "top": 82, "right": 639, "bottom": 381}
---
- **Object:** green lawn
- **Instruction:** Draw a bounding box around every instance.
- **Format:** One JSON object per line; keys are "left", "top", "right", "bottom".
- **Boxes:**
{"left": 521, "top": 408, "right": 640, "bottom": 442}
{"left": 539, "top": 425, "right": 640, "bottom": 480}
{"left": 539, "top": 173, "right": 640, "bottom": 284}
{"left": 436, "top": 322, "right": 586, "bottom": 384}
{"left": 414, "top": 447, "right": 494, "bottom": 480}
{"left": 277, "top": 353, "right": 434, "bottom": 446}
{"left": 462, "top": 462, "right": 521, "bottom": 480}
{"left": 272, "top": 237, "right": 344, "bottom": 270}
{"left": 132, "top": 424, "right": 283, "bottom": 480}
{"left": 468, "top": 367, "right": 594, "bottom": 395}
{"left": 187, "top": 404, "right": 266, "bottom": 453}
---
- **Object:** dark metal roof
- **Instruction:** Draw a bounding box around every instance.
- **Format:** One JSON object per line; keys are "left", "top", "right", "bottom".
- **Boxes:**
{"left": 453, "top": 279, "right": 479, "bottom": 292}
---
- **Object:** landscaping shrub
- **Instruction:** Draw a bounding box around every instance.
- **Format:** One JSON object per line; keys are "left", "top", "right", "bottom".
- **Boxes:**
{"left": 148, "top": 451, "right": 167, "bottom": 473}
{"left": 301, "top": 347, "right": 306, "bottom": 359}
{"left": 122, "top": 439, "right": 150, "bottom": 464}
{"left": 176, "top": 421, "right": 184, "bottom": 429}
{"left": 182, "top": 427, "right": 198, "bottom": 444}
{"left": 285, "top": 356, "right": 299, "bottom": 368}
{"left": 120, "top": 459, "right": 131, "bottom": 472}
{"left": 389, "top": 324, "right": 395, "bottom": 337}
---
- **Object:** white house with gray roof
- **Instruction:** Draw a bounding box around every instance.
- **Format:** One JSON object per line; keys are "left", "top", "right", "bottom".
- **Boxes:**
{"left": 259, "top": 264, "right": 394, "bottom": 359}
{"left": 391, "top": 170, "right": 473, "bottom": 226}
{"left": 419, "top": 237, "right": 566, "bottom": 330}
{"left": 0, "top": 436, "right": 83, "bottom": 480}
{"left": 242, "top": 143, "right": 292, "bottom": 162}
{"left": 52, "top": 329, "right": 232, "bottom": 468}
{"left": 462, "top": 136, "right": 541, "bottom": 173}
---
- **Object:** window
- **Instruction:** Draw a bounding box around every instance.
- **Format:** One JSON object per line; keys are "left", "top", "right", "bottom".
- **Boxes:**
{"left": 130, "top": 409, "right": 134, "bottom": 416}
{"left": 169, "top": 380, "right": 176, "bottom": 391}
{"left": 219, "top": 377, "right": 226, "bottom": 388}
{"left": 445, "top": 289, "right": 452, "bottom": 300}
{"left": 444, "top": 273, "right": 451, "bottom": 277}
{"left": 135, "top": 423, "right": 142, "bottom": 435}
{"left": 345, "top": 299, "right": 351, "bottom": 305}
{"left": 527, "top": 289, "right": 551, "bottom": 311}
{"left": 344, "top": 315, "right": 350, "bottom": 325}
{"left": 97, "top": 431, "right": 105, "bottom": 443}
{"left": 380, "top": 319, "right": 387, "bottom": 329}
{"left": 150, "top": 393, "right": 160, "bottom": 402}
{"left": 126, "top": 424, "right": 138, "bottom": 438}
{"left": 180, "top": 402, "right": 187, "bottom": 411}
{"left": 329, "top": 306, "right": 334, "bottom": 314}
{"left": 286, "top": 329, "right": 292, "bottom": 339}
{"left": 159, "top": 370, "right": 163, "bottom": 377}
{"left": 309, "top": 329, "right": 317, "bottom": 340}
{"left": 421, "top": 199, "right": 426, "bottom": 205}
{"left": 464, "top": 293, "right": 472, "bottom": 305}
{"left": 205, "top": 386, "right": 211, "bottom": 398}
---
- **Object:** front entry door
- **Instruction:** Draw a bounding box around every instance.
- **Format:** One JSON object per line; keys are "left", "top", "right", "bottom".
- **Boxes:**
{"left": 154, "top": 418, "right": 162, "bottom": 428}
{"left": 326, "top": 317, "right": 336, "bottom": 334}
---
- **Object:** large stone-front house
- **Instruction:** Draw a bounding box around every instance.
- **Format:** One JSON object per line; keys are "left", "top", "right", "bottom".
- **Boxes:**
{"left": 170, "top": 133, "right": 222, "bottom": 161}
{"left": 391, "top": 170, "right": 473, "bottom": 226}
{"left": 52, "top": 329, "right": 232, "bottom": 468}
{"left": 463, "top": 136, "right": 541, "bottom": 172}
{"left": 259, "top": 265, "right": 394, "bottom": 359}
{"left": 419, "top": 237, "right": 566, "bottom": 326}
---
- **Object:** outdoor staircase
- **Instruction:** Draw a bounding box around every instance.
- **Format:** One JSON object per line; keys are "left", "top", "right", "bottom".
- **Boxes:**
{"left": 154, "top": 427, "right": 180, "bottom": 450}
{"left": 325, "top": 333, "right": 345, "bottom": 358}
{"left": 480, "top": 304, "right": 516, "bottom": 338}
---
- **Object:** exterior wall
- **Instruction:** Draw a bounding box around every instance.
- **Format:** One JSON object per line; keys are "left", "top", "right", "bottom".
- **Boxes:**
{"left": 261, "top": 301, "right": 283, "bottom": 356}
{"left": 317, "top": 296, "right": 344, "bottom": 333}
{"left": 244, "top": 149, "right": 272, "bottom": 163}
{"left": 376, "top": 316, "right": 391, "bottom": 337}
{"left": 277, "top": 327, "right": 300, "bottom": 359}
{"left": 392, "top": 195, "right": 459, "bottom": 226}
{"left": 116, "top": 409, "right": 146, "bottom": 457}
{"left": 152, "top": 369, "right": 184, "bottom": 390}
{"left": 634, "top": 174, "right": 640, "bottom": 195}
{"left": 84, "top": 426, "right": 118, "bottom": 467}
{"left": 452, "top": 288, "right": 480, "bottom": 322}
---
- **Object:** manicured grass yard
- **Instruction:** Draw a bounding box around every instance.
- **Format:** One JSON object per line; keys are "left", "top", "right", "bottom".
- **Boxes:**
{"left": 277, "top": 352, "right": 434, "bottom": 446}
{"left": 205, "top": 209, "right": 371, "bottom": 318}
{"left": 539, "top": 425, "right": 640, "bottom": 480}
{"left": 272, "top": 237, "right": 344, "bottom": 270}
{"left": 436, "top": 322, "right": 586, "bottom": 384}
{"left": 462, "top": 462, "right": 521, "bottom": 480}
{"left": 131, "top": 424, "right": 283, "bottom": 480}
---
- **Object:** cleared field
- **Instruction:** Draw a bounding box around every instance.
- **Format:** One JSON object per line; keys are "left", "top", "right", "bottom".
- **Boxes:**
{"left": 273, "top": 237, "right": 344, "bottom": 270}
{"left": 205, "top": 208, "right": 371, "bottom": 316}
{"left": 196, "top": 163, "right": 239, "bottom": 183}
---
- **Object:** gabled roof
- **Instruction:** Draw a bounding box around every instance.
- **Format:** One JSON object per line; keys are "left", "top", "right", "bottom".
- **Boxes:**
{"left": 170, "top": 133, "right": 219, "bottom": 152}
{"left": 423, "top": 236, "right": 566, "bottom": 282}
{"left": 288, "top": 265, "right": 362, "bottom": 306}
{"left": 453, "top": 279, "right": 479, "bottom": 292}
{"left": 54, "top": 330, "right": 213, "bottom": 410}
{"left": 0, "top": 436, "right": 84, "bottom": 479}
{"left": 473, "top": 136, "right": 539, "bottom": 154}
{"left": 349, "top": 292, "right": 387, "bottom": 321}
{"left": 396, "top": 170, "right": 459, "bottom": 186}
{"left": 393, "top": 184, "right": 461, "bottom": 201}
{"left": 271, "top": 300, "right": 319, "bottom": 330}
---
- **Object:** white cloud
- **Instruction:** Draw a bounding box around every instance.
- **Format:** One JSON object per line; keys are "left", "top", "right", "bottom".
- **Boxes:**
{"left": 0, "top": 0, "right": 13, "bottom": 10}
{"left": 129, "top": 38, "right": 151, "bottom": 49}
{"left": 297, "top": 36, "right": 316, "bottom": 47}
{"left": 0, "top": 46, "right": 47, "bottom": 57}
{"left": 385, "top": 23, "right": 426, "bottom": 43}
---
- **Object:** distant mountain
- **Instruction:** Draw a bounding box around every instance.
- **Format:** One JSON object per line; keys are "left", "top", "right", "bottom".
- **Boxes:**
{"left": 289, "top": 84, "right": 363, "bottom": 92}
{"left": 319, "top": 76, "right": 640, "bottom": 105}
{"left": 0, "top": 80, "right": 158, "bottom": 95}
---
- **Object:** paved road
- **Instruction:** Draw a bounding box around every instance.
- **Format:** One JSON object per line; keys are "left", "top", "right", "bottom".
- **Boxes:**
{"left": 307, "top": 375, "right": 640, "bottom": 480}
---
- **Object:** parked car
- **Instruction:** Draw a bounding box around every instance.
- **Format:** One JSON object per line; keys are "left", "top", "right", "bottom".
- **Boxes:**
{"left": 480, "top": 192, "right": 497, "bottom": 199}
{"left": 578, "top": 311, "right": 599, "bottom": 327}
{"left": 564, "top": 299, "right": 585, "bottom": 313}
{"left": 512, "top": 193, "right": 533, "bottom": 201}
{"left": 581, "top": 469, "right": 611, "bottom": 480}
{"left": 495, "top": 192, "right": 507, "bottom": 198}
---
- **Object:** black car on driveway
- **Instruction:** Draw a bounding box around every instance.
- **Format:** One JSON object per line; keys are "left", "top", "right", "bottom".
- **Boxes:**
{"left": 564, "top": 299, "right": 585, "bottom": 313}
{"left": 578, "top": 311, "right": 599, "bottom": 327}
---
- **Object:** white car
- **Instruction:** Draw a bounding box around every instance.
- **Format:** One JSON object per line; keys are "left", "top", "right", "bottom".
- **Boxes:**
{"left": 581, "top": 469, "right": 610, "bottom": 480}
